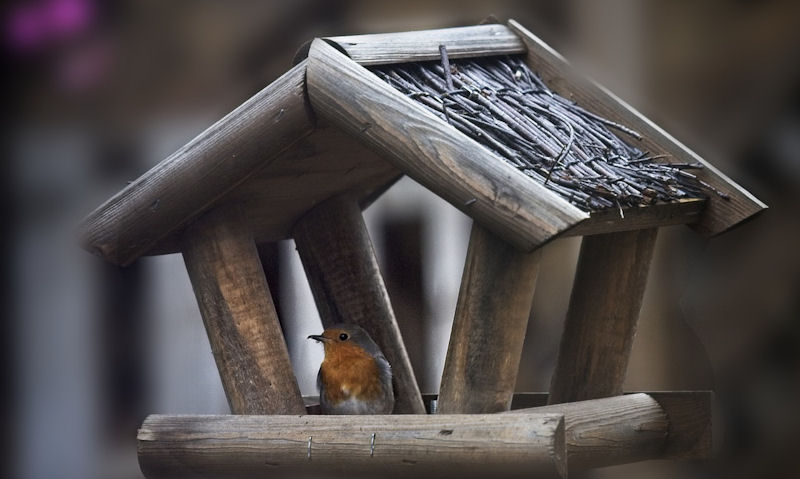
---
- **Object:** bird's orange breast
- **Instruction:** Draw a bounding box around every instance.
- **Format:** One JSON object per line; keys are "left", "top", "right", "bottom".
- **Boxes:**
{"left": 320, "top": 342, "right": 384, "bottom": 405}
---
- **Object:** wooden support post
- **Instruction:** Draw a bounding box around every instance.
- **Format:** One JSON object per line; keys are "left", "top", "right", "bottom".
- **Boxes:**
{"left": 138, "top": 413, "right": 567, "bottom": 478}
{"left": 182, "top": 206, "right": 305, "bottom": 415}
{"left": 548, "top": 228, "right": 658, "bottom": 404}
{"left": 438, "top": 223, "right": 541, "bottom": 413}
{"left": 293, "top": 195, "right": 426, "bottom": 414}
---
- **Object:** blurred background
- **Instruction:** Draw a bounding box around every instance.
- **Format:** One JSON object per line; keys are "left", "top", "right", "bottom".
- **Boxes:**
{"left": 4, "top": 0, "right": 799, "bottom": 478}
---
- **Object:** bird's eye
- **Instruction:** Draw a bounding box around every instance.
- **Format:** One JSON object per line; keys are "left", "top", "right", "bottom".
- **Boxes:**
{"left": 339, "top": 333, "right": 349, "bottom": 341}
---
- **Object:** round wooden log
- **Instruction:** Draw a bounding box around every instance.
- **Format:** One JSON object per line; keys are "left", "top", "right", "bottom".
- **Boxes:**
{"left": 182, "top": 206, "right": 305, "bottom": 415}
{"left": 81, "top": 61, "right": 315, "bottom": 266}
{"left": 137, "top": 413, "right": 566, "bottom": 478}
{"left": 548, "top": 228, "right": 658, "bottom": 404}
{"left": 293, "top": 195, "right": 426, "bottom": 414}
{"left": 508, "top": 393, "right": 669, "bottom": 469}
{"left": 437, "top": 223, "right": 541, "bottom": 413}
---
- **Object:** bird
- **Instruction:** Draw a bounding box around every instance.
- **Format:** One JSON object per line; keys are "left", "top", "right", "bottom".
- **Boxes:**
{"left": 308, "top": 323, "right": 394, "bottom": 414}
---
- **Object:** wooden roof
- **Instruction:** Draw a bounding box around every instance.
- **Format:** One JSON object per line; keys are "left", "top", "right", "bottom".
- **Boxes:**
{"left": 81, "top": 20, "right": 765, "bottom": 266}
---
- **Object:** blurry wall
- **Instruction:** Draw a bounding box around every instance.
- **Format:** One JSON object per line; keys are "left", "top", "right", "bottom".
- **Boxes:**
{"left": 6, "top": 1, "right": 800, "bottom": 478}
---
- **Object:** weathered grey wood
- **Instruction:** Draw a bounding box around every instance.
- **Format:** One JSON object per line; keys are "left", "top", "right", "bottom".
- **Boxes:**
{"left": 137, "top": 413, "right": 567, "bottom": 478}
{"left": 438, "top": 223, "right": 541, "bottom": 414}
{"left": 508, "top": 19, "right": 766, "bottom": 237}
{"left": 548, "top": 228, "right": 658, "bottom": 404}
{"left": 323, "top": 24, "right": 527, "bottom": 66}
{"left": 507, "top": 392, "right": 712, "bottom": 464}
{"left": 182, "top": 206, "right": 305, "bottom": 415}
{"left": 293, "top": 195, "right": 425, "bottom": 414}
{"left": 564, "top": 198, "right": 706, "bottom": 237}
{"left": 509, "top": 394, "right": 669, "bottom": 469}
{"left": 306, "top": 39, "right": 588, "bottom": 252}
{"left": 81, "top": 61, "right": 315, "bottom": 266}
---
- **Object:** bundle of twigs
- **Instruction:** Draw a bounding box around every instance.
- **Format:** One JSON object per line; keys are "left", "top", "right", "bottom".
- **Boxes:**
{"left": 372, "top": 51, "right": 725, "bottom": 213}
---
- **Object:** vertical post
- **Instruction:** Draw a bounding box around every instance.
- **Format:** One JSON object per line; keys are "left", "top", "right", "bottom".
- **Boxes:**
{"left": 293, "top": 195, "right": 426, "bottom": 414}
{"left": 548, "top": 228, "right": 658, "bottom": 404}
{"left": 182, "top": 206, "right": 305, "bottom": 415}
{"left": 437, "top": 223, "right": 542, "bottom": 413}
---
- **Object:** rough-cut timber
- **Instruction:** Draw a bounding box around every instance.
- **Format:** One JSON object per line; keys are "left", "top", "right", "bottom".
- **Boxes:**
{"left": 508, "top": 19, "right": 767, "bottom": 236}
{"left": 81, "top": 61, "right": 315, "bottom": 266}
{"left": 293, "top": 195, "right": 425, "bottom": 414}
{"left": 437, "top": 224, "right": 541, "bottom": 413}
{"left": 137, "top": 413, "right": 567, "bottom": 478}
{"left": 182, "top": 206, "right": 305, "bottom": 415}
{"left": 324, "top": 24, "right": 526, "bottom": 66}
{"left": 548, "top": 229, "right": 658, "bottom": 404}
{"left": 306, "top": 38, "right": 589, "bottom": 252}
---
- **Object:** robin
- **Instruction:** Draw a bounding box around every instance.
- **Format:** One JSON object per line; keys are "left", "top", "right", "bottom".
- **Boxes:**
{"left": 308, "top": 323, "right": 394, "bottom": 414}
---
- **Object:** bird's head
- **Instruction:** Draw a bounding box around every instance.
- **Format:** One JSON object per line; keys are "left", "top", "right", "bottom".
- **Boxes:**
{"left": 308, "top": 323, "right": 382, "bottom": 357}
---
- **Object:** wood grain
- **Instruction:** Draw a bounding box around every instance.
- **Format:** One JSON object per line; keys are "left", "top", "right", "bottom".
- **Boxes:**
{"left": 306, "top": 39, "right": 588, "bottom": 252}
{"left": 323, "top": 24, "right": 527, "bottom": 66}
{"left": 510, "top": 393, "right": 668, "bottom": 469}
{"left": 182, "top": 206, "right": 305, "bottom": 415}
{"left": 81, "top": 61, "right": 315, "bottom": 266}
{"left": 507, "top": 392, "right": 712, "bottom": 465}
{"left": 437, "top": 223, "right": 541, "bottom": 414}
{"left": 548, "top": 228, "right": 658, "bottom": 404}
{"left": 293, "top": 195, "right": 425, "bottom": 414}
{"left": 508, "top": 19, "right": 766, "bottom": 237}
{"left": 137, "top": 413, "right": 567, "bottom": 478}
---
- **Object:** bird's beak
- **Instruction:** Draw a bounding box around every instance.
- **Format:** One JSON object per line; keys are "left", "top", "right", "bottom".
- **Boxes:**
{"left": 307, "top": 334, "right": 328, "bottom": 343}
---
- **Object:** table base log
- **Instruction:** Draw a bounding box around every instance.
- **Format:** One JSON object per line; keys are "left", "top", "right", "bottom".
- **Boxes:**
{"left": 138, "top": 413, "right": 566, "bottom": 478}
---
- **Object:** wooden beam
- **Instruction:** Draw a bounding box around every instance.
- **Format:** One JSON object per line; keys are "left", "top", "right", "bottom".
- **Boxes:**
{"left": 508, "top": 19, "right": 766, "bottom": 237}
{"left": 137, "top": 413, "right": 567, "bottom": 478}
{"left": 564, "top": 198, "right": 706, "bottom": 237}
{"left": 323, "top": 24, "right": 527, "bottom": 66}
{"left": 548, "top": 228, "right": 658, "bottom": 404}
{"left": 437, "top": 224, "right": 541, "bottom": 413}
{"left": 293, "top": 195, "right": 425, "bottom": 414}
{"left": 81, "top": 61, "right": 315, "bottom": 266}
{"left": 507, "top": 392, "right": 712, "bottom": 468}
{"left": 182, "top": 206, "right": 305, "bottom": 415}
{"left": 306, "top": 38, "right": 589, "bottom": 253}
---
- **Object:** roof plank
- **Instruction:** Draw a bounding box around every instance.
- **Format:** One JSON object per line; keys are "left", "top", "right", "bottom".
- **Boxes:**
{"left": 306, "top": 39, "right": 589, "bottom": 252}
{"left": 80, "top": 61, "right": 315, "bottom": 266}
